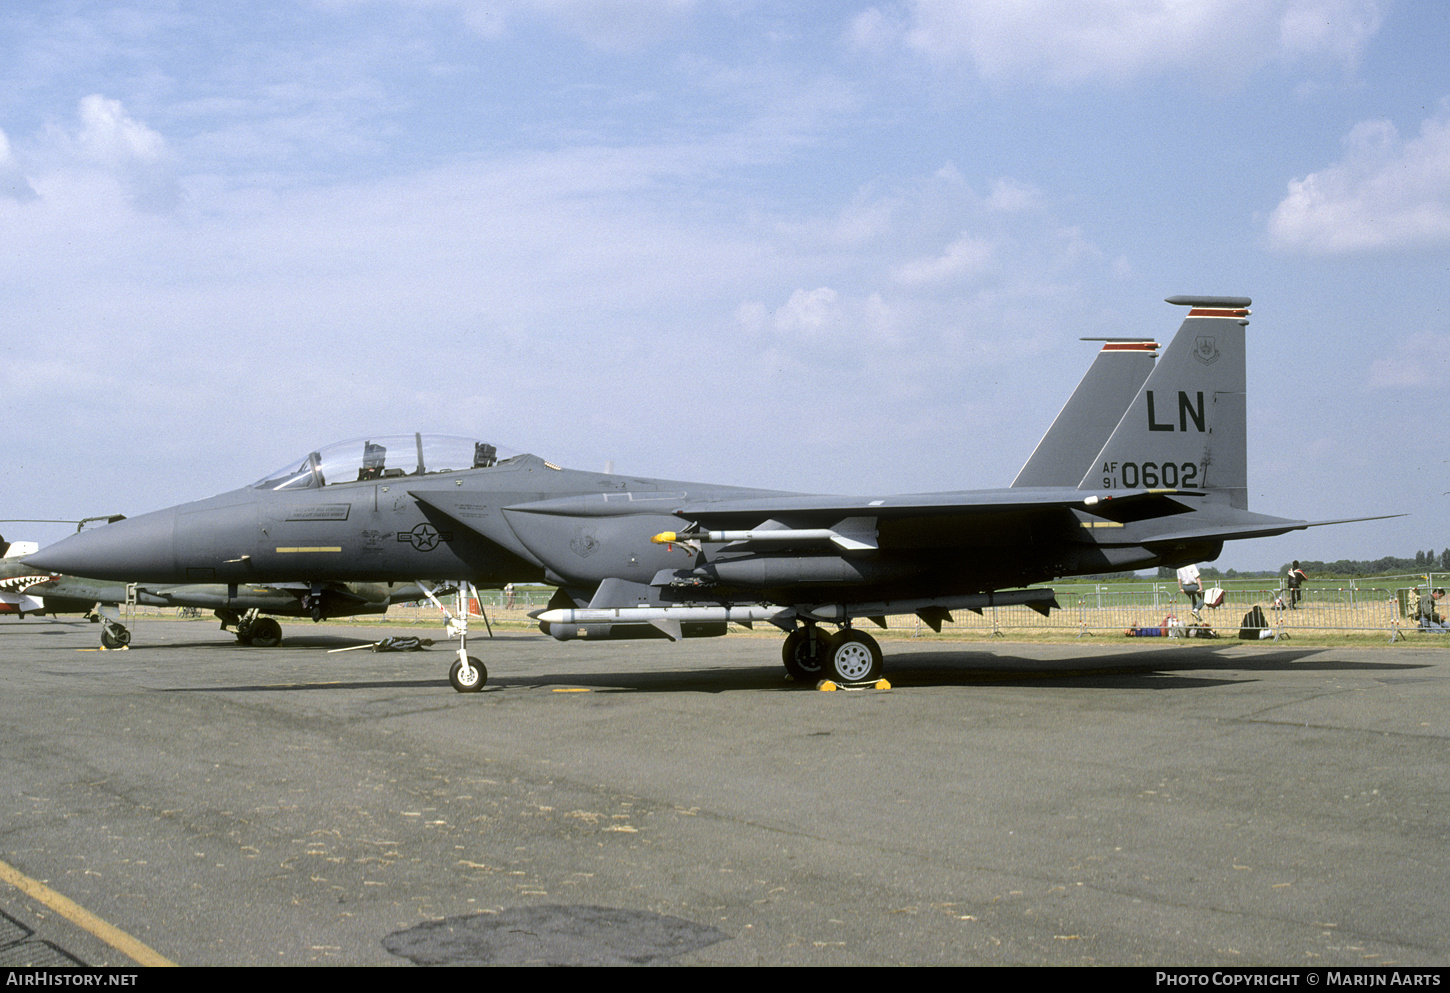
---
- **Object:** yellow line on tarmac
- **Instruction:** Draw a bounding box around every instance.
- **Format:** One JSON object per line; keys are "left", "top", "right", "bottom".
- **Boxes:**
{"left": 0, "top": 857, "right": 176, "bottom": 967}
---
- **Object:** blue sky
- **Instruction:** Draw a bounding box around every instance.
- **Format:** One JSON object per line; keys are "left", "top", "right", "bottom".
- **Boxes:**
{"left": 2, "top": 0, "right": 1446, "bottom": 573}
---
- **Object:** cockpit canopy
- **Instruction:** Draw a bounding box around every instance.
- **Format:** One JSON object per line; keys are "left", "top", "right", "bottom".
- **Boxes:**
{"left": 252, "top": 434, "right": 525, "bottom": 491}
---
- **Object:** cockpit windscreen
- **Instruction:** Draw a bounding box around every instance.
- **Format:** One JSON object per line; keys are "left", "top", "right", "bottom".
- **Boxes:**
{"left": 252, "top": 434, "right": 524, "bottom": 491}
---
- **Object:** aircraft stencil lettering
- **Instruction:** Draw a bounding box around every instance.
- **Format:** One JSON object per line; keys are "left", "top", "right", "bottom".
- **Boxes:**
{"left": 1100, "top": 461, "right": 1202, "bottom": 489}
{"left": 25, "top": 296, "right": 1388, "bottom": 691}
{"left": 288, "top": 504, "right": 351, "bottom": 521}
{"left": 1145, "top": 391, "right": 1205, "bottom": 433}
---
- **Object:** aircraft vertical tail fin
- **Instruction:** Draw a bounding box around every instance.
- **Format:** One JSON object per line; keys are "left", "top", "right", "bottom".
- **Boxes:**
{"left": 1012, "top": 338, "right": 1158, "bottom": 488}
{"left": 1078, "top": 296, "right": 1250, "bottom": 508}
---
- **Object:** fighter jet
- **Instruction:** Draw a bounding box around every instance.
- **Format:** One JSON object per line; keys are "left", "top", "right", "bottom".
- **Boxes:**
{"left": 26, "top": 296, "right": 1372, "bottom": 690}
{"left": 1, "top": 537, "right": 80, "bottom": 618}
{"left": 22, "top": 574, "right": 439, "bottom": 648}
{"left": 4, "top": 536, "right": 438, "bottom": 647}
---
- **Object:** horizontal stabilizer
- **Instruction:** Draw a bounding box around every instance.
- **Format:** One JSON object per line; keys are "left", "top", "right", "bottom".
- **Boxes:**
{"left": 1140, "top": 512, "right": 1402, "bottom": 547}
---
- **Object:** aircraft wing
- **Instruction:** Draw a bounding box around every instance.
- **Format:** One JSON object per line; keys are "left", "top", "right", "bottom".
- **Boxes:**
{"left": 666, "top": 486, "right": 1204, "bottom": 546}
{"left": 671, "top": 494, "right": 1392, "bottom": 541}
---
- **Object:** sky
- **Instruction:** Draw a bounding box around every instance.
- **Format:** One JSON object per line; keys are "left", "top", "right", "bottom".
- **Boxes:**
{"left": 2, "top": 0, "right": 1447, "bottom": 574}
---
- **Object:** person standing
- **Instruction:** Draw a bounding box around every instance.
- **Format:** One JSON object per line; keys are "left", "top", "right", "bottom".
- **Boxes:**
{"left": 1178, "top": 563, "right": 1204, "bottom": 620}
{"left": 1286, "top": 561, "right": 1307, "bottom": 609}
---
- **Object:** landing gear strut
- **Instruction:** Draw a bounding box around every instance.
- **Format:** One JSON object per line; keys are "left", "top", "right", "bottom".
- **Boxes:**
{"left": 419, "top": 581, "right": 489, "bottom": 693}
{"left": 303, "top": 582, "right": 325, "bottom": 623}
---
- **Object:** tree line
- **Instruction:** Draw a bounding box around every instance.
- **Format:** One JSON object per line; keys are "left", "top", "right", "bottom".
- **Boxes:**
{"left": 1155, "top": 549, "right": 1449, "bottom": 581}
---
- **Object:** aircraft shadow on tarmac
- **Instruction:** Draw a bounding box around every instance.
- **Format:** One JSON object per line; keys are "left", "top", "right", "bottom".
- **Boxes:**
{"left": 164, "top": 664, "right": 794, "bottom": 695}
{"left": 878, "top": 646, "right": 1431, "bottom": 691}
{"left": 153, "top": 643, "right": 1433, "bottom": 696}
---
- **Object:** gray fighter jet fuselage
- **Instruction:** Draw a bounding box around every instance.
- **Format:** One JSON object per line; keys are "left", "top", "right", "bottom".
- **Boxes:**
{"left": 3, "top": 534, "right": 440, "bottom": 647}
{"left": 47, "top": 443, "right": 786, "bottom": 592}
{"left": 20, "top": 447, "right": 1221, "bottom": 610}
{"left": 26, "top": 297, "right": 1381, "bottom": 690}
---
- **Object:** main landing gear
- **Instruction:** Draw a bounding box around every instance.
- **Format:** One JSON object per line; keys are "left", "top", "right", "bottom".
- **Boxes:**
{"left": 781, "top": 623, "right": 884, "bottom": 685}
{"left": 217, "top": 609, "right": 284, "bottom": 647}
{"left": 236, "top": 614, "right": 283, "bottom": 648}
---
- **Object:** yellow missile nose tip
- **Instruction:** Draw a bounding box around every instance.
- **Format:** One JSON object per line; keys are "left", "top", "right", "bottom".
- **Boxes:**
{"left": 651, "top": 532, "right": 678, "bottom": 544}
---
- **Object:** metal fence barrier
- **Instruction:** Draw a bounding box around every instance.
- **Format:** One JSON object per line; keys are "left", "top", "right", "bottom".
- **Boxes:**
{"left": 1063, "top": 586, "right": 1402, "bottom": 641}
{"left": 875, "top": 581, "right": 1444, "bottom": 642}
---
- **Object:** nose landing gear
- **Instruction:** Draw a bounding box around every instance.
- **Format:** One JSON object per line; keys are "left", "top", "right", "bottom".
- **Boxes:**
{"left": 419, "top": 581, "right": 490, "bottom": 693}
{"left": 100, "top": 618, "right": 131, "bottom": 650}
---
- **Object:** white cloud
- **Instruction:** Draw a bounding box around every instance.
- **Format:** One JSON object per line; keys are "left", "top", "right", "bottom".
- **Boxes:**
{"left": 1267, "top": 102, "right": 1450, "bottom": 253}
{"left": 728, "top": 163, "right": 1115, "bottom": 409}
{"left": 893, "top": 234, "right": 994, "bottom": 286}
{"left": 772, "top": 287, "right": 840, "bottom": 336}
{"left": 71, "top": 94, "right": 166, "bottom": 165}
{"left": 855, "top": 0, "right": 1384, "bottom": 86}
{"left": 0, "top": 129, "right": 38, "bottom": 201}
{"left": 24, "top": 95, "right": 182, "bottom": 213}
{"left": 983, "top": 178, "right": 1042, "bottom": 214}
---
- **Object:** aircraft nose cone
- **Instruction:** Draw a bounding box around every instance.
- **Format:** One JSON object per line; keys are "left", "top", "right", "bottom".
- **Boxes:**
{"left": 23, "top": 508, "right": 179, "bottom": 582}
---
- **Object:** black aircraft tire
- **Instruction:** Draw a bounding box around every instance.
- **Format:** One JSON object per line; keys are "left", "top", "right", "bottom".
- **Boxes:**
{"left": 449, "top": 657, "right": 487, "bottom": 693}
{"left": 825, "top": 630, "right": 883, "bottom": 684}
{"left": 101, "top": 627, "right": 131, "bottom": 650}
{"left": 249, "top": 618, "right": 283, "bottom": 648}
{"left": 781, "top": 628, "right": 826, "bottom": 682}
